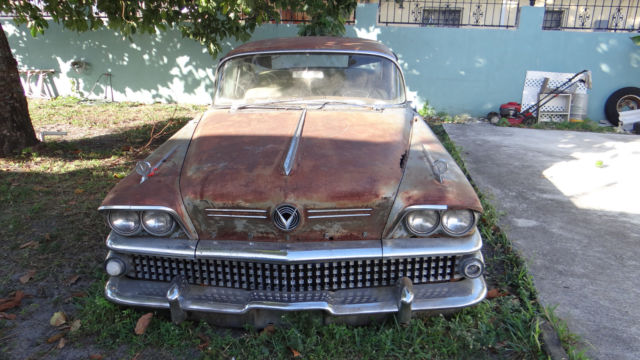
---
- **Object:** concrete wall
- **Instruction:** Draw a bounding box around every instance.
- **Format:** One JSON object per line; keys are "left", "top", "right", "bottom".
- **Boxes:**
{"left": 3, "top": 4, "right": 640, "bottom": 121}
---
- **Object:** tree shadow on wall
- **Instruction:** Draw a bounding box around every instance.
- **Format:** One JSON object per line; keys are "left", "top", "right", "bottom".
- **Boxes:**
{"left": 5, "top": 22, "right": 226, "bottom": 103}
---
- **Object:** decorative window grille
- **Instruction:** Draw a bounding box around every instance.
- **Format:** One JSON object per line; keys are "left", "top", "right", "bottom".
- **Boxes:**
{"left": 378, "top": 0, "right": 520, "bottom": 29}
{"left": 543, "top": 9, "right": 565, "bottom": 30}
{"left": 544, "top": 0, "right": 640, "bottom": 32}
{"left": 422, "top": 8, "right": 462, "bottom": 27}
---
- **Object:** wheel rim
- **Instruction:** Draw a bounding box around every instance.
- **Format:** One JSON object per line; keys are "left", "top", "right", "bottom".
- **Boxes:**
{"left": 616, "top": 94, "right": 640, "bottom": 112}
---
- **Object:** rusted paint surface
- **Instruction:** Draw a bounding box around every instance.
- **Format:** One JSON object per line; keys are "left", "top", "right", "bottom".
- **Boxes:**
{"left": 100, "top": 115, "right": 203, "bottom": 239}
{"left": 223, "top": 37, "right": 395, "bottom": 61}
{"left": 179, "top": 108, "right": 411, "bottom": 241}
{"left": 381, "top": 117, "right": 483, "bottom": 237}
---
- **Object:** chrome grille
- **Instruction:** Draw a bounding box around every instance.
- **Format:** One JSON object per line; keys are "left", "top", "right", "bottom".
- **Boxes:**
{"left": 130, "top": 256, "right": 457, "bottom": 292}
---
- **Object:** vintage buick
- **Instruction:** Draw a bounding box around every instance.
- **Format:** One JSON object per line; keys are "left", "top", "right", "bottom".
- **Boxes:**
{"left": 100, "top": 37, "right": 486, "bottom": 326}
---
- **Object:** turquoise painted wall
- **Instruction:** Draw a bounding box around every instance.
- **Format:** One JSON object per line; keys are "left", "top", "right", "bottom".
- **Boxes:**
{"left": 4, "top": 4, "right": 640, "bottom": 121}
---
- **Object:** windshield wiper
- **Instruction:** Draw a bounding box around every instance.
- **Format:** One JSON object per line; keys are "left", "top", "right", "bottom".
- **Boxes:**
{"left": 311, "top": 100, "right": 387, "bottom": 111}
{"left": 229, "top": 99, "right": 305, "bottom": 111}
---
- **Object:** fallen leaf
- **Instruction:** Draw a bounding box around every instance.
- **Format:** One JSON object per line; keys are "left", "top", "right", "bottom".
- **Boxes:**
{"left": 260, "top": 324, "right": 276, "bottom": 336}
{"left": 121, "top": 146, "right": 132, "bottom": 152}
{"left": 134, "top": 312, "right": 153, "bottom": 335}
{"left": 131, "top": 352, "right": 141, "bottom": 360}
{"left": 19, "top": 269, "right": 36, "bottom": 284}
{"left": 50, "top": 311, "right": 67, "bottom": 327}
{"left": 0, "top": 291, "right": 25, "bottom": 311}
{"left": 289, "top": 347, "right": 301, "bottom": 358}
{"left": 89, "top": 355, "right": 103, "bottom": 360}
{"left": 65, "top": 274, "right": 80, "bottom": 286}
{"left": 113, "top": 173, "right": 124, "bottom": 179}
{"left": 197, "top": 333, "right": 210, "bottom": 351}
{"left": 486, "top": 288, "right": 509, "bottom": 299}
{"left": 32, "top": 186, "right": 47, "bottom": 192}
{"left": 57, "top": 337, "right": 66, "bottom": 349}
{"left": 44, "top": 233, "right": 51, "bottom": 241}
{"left": 0, "top": 312, "right": 17, "bottom": 320}
{"left": 70, "top": 319, "right": 81, "bottom": 332}
{"left": 47, "top": 332, "right": 64, "bottom": 344}
{"left": 70, "top": 291, "right": 87, "bottom": 298}
{"left": 19, "top": 241, "right": 39, "bottom": 249}
{"left": 74, "top": 188, "right": 84, "bottom": 194}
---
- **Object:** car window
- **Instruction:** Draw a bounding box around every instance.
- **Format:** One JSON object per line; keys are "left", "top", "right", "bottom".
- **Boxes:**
{"left": 213, "top": 53, "right": 406, "bottom": 105}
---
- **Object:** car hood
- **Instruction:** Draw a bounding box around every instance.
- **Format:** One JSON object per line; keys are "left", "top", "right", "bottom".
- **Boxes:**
{"left": 180, "top": 108, "right": 411, "bottom": 241}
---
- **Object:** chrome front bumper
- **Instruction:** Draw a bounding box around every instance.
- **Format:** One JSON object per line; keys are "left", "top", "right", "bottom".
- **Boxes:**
{"left": 106, "top": 275, "right": 486, "bottom": 326}
{"left": 104, "top": 231, "right": 486, "bottom": 326}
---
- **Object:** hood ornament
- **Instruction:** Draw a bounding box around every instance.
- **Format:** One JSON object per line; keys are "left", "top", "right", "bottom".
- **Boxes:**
{"left": 422, "top": 144, "right": 448, "bottom": 184}
{"left": 135, "top": 145, "right": 179, "bottom": 184}
{"left": 283, "top": 109, "right": 307, "bottom": 176}
{"left": 273, "top": 204, "right": 301, "bottom": 231}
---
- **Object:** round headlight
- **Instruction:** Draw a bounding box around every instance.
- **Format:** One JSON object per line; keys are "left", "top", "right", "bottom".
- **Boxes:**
{"left": 141, "top": 210, "right": 175, "bottom": 236}
{"left": 405, "top": 210, "right": 440, "bottom": 236}
{"left": 108, "top": 211, "right": 141, "bottom": 236}
{"left": 441, "top": 210, "right": 475, "bottom": 236}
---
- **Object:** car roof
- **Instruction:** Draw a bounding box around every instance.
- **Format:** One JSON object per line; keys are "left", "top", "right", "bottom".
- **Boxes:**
{"left": 222, "top": 36, "right": 396, "bottom": 60}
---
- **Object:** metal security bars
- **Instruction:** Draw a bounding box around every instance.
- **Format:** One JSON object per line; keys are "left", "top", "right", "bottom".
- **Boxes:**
{"left": 544, "top": 0, "right": 640, "bottom": 32}
{"left": 378, "top": 0, "right": 520, "bottom": 28}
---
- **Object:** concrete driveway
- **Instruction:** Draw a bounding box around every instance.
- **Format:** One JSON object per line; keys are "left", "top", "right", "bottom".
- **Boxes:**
{"left": 444, "top": 123, "right": 640, "bottom": 360}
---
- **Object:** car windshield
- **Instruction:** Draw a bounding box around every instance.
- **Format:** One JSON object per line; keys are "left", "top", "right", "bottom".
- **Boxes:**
{"left": 213, "top": 52, "right": 406, "bottom": 106}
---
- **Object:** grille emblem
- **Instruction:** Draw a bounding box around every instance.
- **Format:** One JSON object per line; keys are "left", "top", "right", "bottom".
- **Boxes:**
{"left": 273, "top": 204, "right": 300, "bottom": 231}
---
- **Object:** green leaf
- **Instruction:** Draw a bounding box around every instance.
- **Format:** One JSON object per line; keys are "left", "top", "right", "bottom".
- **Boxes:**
{"left": 631, "top": 35, "right": 640, "bottom": 46}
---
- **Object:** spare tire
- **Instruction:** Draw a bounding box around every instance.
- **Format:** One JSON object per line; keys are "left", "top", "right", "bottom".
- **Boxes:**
{"left": 605, "top": 87, "right": 640, "bottom": 126}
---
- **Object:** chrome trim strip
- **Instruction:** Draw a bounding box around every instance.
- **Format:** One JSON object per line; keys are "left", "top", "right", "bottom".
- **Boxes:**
{"left": 106, "top": 232, "right": 197, "bottom": 259}
{"left": 98, "top": 205, "right": 197, "bottom": 240}
{"left": 106, "top": 231, "right": 481, "bottom": 263}
{"left": 205, "top": 209, "right": 267, "bottom": 213}
{"left": 307, "top": 208, "right": 372, "bottom": 213}
{"left": 196, "top": 239, "right": 381, "bottom": 262}
{"left": 307, "top": 214, "right": 371, "bottom": 219}
{"left": 104, "top": 275, "right": 486, "bottom": 316}
{"left": 382, "top": 231, "right": 482, "bottom": 258}
{"left": 283, "top": 108, "right": 307, "bottom": 176}
{"left": 207, "top": 214, "right": 268, "bottom": 219}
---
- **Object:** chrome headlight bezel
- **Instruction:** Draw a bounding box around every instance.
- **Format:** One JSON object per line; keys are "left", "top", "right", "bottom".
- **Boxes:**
{"left": 404, "top": 210, "right": 440, "bottom": 236}
{"left": 397, "top": 206, "right": 478, "bottom": 238}
{"left": 141, "top": 210, "right": 176, "bottom": 237}
{"left": 108, "top": 210, "right": 142, "bottom": 236}
{"left": 440, "top": 209, "right": 476, "bottom": 237}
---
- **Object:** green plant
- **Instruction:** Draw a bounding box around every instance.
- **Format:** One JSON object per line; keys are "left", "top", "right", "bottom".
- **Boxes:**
{"left": 418, "top": 101, "right": 436, "bottom": 117}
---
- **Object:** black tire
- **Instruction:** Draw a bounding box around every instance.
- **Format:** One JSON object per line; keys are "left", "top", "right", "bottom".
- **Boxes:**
{"left": 605, "top": 87, "right": 640, "bottom": 126}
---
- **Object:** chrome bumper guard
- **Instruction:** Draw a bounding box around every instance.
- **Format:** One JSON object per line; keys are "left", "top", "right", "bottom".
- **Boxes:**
{"left": 105, "top": 274, "right": 486, "bottom": 324}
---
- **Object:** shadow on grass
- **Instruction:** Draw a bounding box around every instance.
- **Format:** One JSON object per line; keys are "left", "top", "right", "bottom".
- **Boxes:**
{"left": 23, "top": 116, "right": 194, "bottom": 160}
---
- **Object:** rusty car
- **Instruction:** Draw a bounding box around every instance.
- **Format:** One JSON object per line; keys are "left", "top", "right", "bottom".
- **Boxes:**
{"left": 99, "top": 37, "right": 486, "bottom": 327}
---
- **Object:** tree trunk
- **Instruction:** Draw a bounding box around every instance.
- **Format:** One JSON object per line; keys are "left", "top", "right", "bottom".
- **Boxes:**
{"left": 0, "top": 22, "right": 38, "bottom": 157}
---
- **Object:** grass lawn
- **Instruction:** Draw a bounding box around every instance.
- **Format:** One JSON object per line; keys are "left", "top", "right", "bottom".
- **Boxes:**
{"left": 0, "top": 98, "right": 584, "bottom": 359}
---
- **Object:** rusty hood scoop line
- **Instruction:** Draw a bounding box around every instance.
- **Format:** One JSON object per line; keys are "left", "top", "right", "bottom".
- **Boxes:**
{"left": 283, "top": 108, "right": 307, "bottom": 176}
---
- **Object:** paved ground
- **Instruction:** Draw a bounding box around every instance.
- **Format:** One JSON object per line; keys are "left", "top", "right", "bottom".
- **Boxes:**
{"left": 444, "top": 123, "right": 640, "bottom": 360}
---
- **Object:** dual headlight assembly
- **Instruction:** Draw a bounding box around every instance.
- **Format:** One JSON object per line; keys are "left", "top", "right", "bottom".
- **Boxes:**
{"left": 107, "top": 210, "right": 176, "bottom": 237}
{"left": 404, "top": 209, "right": 477, "bottom": 237}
